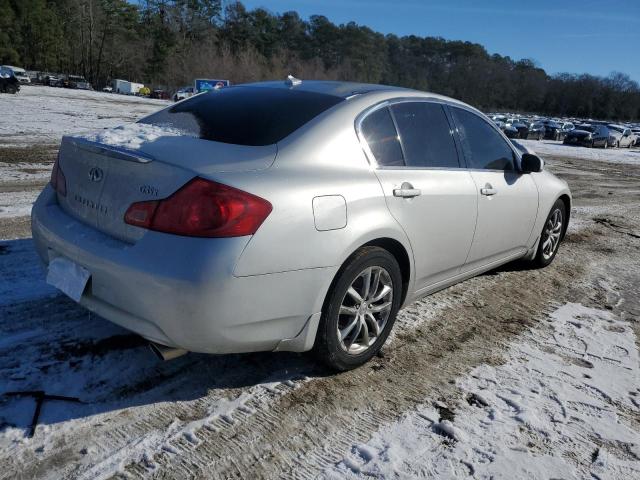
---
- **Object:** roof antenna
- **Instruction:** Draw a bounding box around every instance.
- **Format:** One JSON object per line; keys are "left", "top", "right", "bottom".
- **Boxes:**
{"left": 285, "top": 75, "right": 302, "bottom": 87}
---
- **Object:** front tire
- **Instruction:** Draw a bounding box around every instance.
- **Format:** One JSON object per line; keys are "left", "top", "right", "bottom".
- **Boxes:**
{"left": 531, "top": 199, "right": 566, "bottom": 268}
{"left": 313, "top": 246, "right": 403, "bottom": 371}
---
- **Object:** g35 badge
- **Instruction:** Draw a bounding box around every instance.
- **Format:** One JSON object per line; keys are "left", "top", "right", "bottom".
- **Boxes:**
{"left": 139, "top": 185, "right": 159, "bottom": 196}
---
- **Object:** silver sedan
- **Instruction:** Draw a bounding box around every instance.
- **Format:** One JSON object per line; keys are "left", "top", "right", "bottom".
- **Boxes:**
{"left": 31, "top": 80, "right": 571, "bottom": 370}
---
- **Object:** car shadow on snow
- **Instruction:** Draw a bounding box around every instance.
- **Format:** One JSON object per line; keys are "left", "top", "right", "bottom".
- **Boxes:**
{"left": 0, "top": 238, "right": 328, "bottom": 435}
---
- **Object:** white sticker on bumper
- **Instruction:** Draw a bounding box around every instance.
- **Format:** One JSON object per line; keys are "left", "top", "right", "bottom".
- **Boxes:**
{"left": 46, "top": 256, "right": 90, "bottom": 302}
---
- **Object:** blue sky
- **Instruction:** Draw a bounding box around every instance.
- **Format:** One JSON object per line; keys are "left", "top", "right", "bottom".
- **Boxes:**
{"left": 240, "top": 0, "right": 640, "bottom": 82}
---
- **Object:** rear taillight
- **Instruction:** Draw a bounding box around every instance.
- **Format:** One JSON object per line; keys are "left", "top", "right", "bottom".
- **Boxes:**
{"left": 124, "top": 177, "right": 272, "bottom": 238}
{"left": 50, "top": 153, "right": 67, "bottom": 197}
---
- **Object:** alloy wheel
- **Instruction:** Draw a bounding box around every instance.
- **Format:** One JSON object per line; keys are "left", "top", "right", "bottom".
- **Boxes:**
{"left": 541, "top": 209, "right": 563, "bottom": 260}
{"left": 337, "top": 266, "right": 393, "bottom": 355}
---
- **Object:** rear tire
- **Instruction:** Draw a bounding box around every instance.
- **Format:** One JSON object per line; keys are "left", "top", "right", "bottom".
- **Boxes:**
{"left": 313, "top": 246, "right": 403, "bottom": 371}
{"left": 530, "top": 199, "right": 566, "bottom": 268}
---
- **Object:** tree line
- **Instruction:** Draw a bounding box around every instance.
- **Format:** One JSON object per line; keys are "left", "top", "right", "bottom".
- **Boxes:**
{"left": 1, "top": 0, "right": 639, "bottom": 121}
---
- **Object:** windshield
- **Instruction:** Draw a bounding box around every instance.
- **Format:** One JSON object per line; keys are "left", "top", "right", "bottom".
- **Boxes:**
{"left": 576, "top": 125, "right": 594, "bottom": 132}
{"left": 141, "top": 86, "right": 344, "bottom": 146}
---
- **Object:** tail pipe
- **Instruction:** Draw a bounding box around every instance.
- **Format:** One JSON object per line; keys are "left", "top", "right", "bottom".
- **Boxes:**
{"left": 149, "top": 341, "right": 188, "bottom": 361}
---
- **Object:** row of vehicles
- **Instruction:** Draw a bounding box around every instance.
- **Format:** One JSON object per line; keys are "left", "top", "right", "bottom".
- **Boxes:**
{"left": 491, "top": 114, "right": 640, "bottom": 149}
{"left": 491, "top": 115, "right": 576, "bottom": 141}
{"left": 563, "top": 124, "right": 638, "bottom": 148}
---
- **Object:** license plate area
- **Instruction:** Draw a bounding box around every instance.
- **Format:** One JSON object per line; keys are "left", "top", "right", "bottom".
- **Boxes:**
{"left": 46, "top": 256, "right": 91, "bottom": 302}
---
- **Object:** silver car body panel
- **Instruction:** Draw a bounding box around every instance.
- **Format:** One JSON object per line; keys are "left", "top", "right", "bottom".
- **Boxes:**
{"left": 31, "top": 81, "right": 571, "bottom": 354}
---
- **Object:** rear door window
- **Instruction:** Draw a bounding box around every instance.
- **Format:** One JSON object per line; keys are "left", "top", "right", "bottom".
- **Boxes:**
{"left": 140, "top": 86, "right": 344, "bottom": 146}
{"left": 450, "top": 107, "right": 515, "bottom": 171}
{"left": 390, "top": 102, "right": 460, "bottom": 168}
{"left": 360, "top": 107, "right": 405, "bottom": 167}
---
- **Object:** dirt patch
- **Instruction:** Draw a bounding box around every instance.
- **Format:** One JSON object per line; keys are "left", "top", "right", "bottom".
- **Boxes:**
{"left": 0, "top": 144, "right": 58, "bottom": 164}
{"left": 0, "top": 216, "right": 32, "bottom": 239}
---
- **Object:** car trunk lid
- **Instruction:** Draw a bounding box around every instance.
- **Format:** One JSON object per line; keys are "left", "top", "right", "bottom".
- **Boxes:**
{"left": 56, "top": 134, "right": 277, "bottom": 243}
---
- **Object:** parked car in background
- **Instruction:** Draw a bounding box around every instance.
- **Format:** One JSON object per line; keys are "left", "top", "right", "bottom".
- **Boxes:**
{"left": 607, "top": 125, "right": 634, "bottom": 148}
{"left": 526, "top": 121, "right": 545, "bottom": 140}
{"left": 48, "top": 75, "right": 66, "bottom": 87}
{"left": 150, "top": 89, "right": 170, "bottom": 100}
{"left": 559, "top": 122, "right": 575, "bottom": 141}
{"left": 631, "top": 129, "right": 640, "bottom": 146}
{"left": 1, "top": 65, "right": 30, "bottom": 84}
{"left": 64, "top": 75, "right": 91, "bottom": 90}
{"left": 506, "top": 118, "right": 529, "bottom": 139}
{"left": 563, "top": 124, "right": 610, "bottom": 148}
{"left": 542, "top": 120, "right": 562, "bottom": 140}
{"left": 43, "top": 75, "right": 62, "bottom": 87}
{"left": 503, "top": 123, "right": 520, "bottom": 138}
{"left": 102, "top": 86, "right": 113, "bottom": 93}
{"left": 0, "top": 66, "right": 20, "bottom": 94}
{"left": 173, "top": 86, "right": 195, "bottom": 102}
{"left": 31, "top": 80, "right": 571, "bottom": 370}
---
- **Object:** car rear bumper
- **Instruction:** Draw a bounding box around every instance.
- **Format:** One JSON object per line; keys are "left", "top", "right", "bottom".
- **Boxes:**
{"left": 31, "top": 186, "right": 334, "bottom": 354}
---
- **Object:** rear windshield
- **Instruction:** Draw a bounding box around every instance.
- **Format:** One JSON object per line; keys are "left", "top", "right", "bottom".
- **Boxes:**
{"left": 140, "top": 86, "right": 344, "bottom": 146}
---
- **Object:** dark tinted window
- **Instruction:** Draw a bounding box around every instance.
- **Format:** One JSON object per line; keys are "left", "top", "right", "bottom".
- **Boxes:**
{"left": 360, "top": 107, "right": 404, "bottom": 167}
{"left": 451, "top": 107, "right": 515, "bottom": 171}
{"left": 140, "top": 86, "right": 344, "bottom": 146}
{"left": 390, "top": 102, "right": 460, "bottom": 168}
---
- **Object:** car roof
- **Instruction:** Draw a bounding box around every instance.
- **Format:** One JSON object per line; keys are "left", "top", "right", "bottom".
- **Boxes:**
{"left": 236, "top": 79, "right": 476, "bottom": 113}
{"left": 242, "top": 79, "right": 411, "bottom": 99}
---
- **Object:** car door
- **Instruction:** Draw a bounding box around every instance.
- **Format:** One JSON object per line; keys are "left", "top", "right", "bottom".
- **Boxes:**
{"left": 448, "top": 106, "right": 539, "bottom": 272}
{"left": 358, "top": 100, "right": 478, "bottom": 292}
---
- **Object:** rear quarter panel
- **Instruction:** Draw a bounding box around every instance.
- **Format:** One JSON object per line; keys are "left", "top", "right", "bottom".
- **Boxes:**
{"left": 228, "top": 95, "right": 415, "bottom": 284}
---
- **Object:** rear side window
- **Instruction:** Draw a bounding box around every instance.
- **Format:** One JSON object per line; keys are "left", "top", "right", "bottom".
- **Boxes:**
{"left": 140, "top": 86, "right": 344, "bottom": 146}
{"left": 450, "top": 107, "right": 515, "bottom": 171}
{"left": 360, "top": 107, "right": 404, "bottom": 167}
{"left": 390, "top": 102, "right": 460, "bottom": 168}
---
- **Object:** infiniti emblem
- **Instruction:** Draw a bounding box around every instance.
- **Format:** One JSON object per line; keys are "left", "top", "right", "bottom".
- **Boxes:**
{"left": 88, "top": 167, "right": 104, "bottom": 182}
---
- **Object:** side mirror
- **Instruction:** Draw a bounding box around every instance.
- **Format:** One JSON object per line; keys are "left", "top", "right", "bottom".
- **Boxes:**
{"left": 521, "top": 153, "right": 543, "bottom": 173}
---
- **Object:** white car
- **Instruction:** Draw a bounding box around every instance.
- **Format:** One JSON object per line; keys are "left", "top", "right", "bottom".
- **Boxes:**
{"left": 32, "top": 80, "right": 571, "bottom": 370}
{"left": 173, "top": 86, "right": 195, "bottom": 102}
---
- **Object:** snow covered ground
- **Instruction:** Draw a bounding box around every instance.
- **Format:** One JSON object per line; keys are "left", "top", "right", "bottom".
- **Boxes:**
{"left": 325, "top": 303, "right": 640, "bottom": 479}
{"left": 520, "top": 139, "right": 640, "bottom": 165}
{"left": 0, "top": 85, "right": 168, "bottom": 146}
{"left": 0, "top": 189, "right": 40, "bottom": 219}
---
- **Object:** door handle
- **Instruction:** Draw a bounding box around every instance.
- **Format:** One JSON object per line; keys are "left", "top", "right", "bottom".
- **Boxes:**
{"left": 393, "top": 182, "right": 422, "bottom": 198}
{"left": 480, "top": 183, "right": 497, "bottom": 196}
